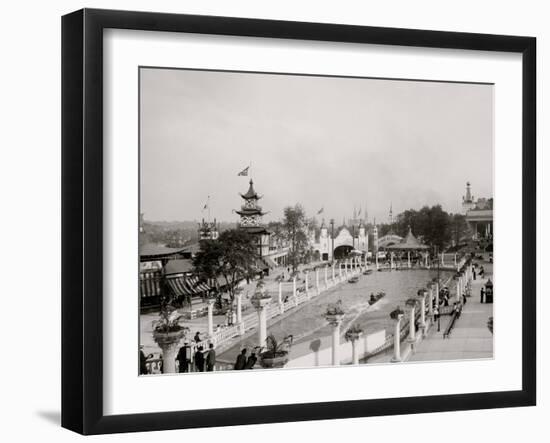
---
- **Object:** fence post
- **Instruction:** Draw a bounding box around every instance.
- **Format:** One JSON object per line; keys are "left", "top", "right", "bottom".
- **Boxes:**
{"left": 316, "top": 268, "right": 320, "bottom": 296}
{"left": 391, "top": 314, "right": 403, "bottom": 363}
{"left": 305, "top": 271, "right": 310, "bottom": 299}
{"left": 207, "top": 298, "right": 215, "bottom": 337}
{"left": 278, "top": 282, "right": 284, "bottom": 314}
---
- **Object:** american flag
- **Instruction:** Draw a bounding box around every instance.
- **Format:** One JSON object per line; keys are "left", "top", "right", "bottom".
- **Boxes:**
{"left": 237, "top": 166, "right": 249, "bottom": 176}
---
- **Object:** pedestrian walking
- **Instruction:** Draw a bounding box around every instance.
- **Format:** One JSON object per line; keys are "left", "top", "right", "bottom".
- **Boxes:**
{"left": 234, "top": 348, "right": 247, "bottom": 370}
{"left": 176, "top": 341, "right": 191, "bottom": 373}
{"left": 206, "top": 343, "right": 216, "bottom": 372}
{"left": 480, "top": 287, "right": 485, "bottom": 303}
{"left": 194, "top": 346, "right": 205, "bottom": 372}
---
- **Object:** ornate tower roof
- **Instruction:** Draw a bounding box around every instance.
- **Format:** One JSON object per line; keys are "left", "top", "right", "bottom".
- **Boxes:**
{"left": 240, "top": 179, "right": 262, "bottom": 200}
{"left": 235, "top": 179, "right": 268, "bottom": 232}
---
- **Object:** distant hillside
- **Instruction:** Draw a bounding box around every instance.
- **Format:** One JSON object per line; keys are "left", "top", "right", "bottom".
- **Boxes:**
{"left": 142, "top": 220, "right": 237, "bottom": 248}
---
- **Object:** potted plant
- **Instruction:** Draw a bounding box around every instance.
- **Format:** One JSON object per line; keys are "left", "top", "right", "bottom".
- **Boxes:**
{"left": 259, "top": 334, "right": 294, "bottom": 368}
{"left": 345, "top": 323, "right": 364, "bottom": 365}
{"left": 389, "top": 306, "right": 405, "bottom": 320}
{"left": 250, "top": 278, "right": 272, "bottom": 310}
{"left": 345, "top": 323, "right": 364, "bottom": 343}
{"left": 152, "top": 303, "right": 189, "bottom": 373}
{"left": 324, "top": 300, "right": 345, "bottom": 323}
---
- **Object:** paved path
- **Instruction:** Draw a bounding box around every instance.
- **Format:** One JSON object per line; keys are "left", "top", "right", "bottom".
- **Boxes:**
{"left": 408, "top": 262, "right": 493, "bottom": 362}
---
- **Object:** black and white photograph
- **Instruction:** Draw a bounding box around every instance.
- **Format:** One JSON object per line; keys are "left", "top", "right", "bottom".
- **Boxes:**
{"left": 138, "top": 67, "right": 495, "bottom": 375}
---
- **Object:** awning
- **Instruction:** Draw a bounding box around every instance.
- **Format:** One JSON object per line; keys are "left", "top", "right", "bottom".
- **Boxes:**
{"left": 166, "top": 275, "right": 211, "bottom": 297}
{"left": 140, "top": 271, "right": 162, "bottom": 298}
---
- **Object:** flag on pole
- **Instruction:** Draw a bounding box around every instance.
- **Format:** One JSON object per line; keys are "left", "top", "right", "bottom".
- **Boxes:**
{"left": 237, "top": 166, "right": 250, "bottom": 176}
{"left": 202, "top": 196, "right": 210, "bottom": 211}
{"left": 317, "top": 207, "right": 324, "bottom": 215}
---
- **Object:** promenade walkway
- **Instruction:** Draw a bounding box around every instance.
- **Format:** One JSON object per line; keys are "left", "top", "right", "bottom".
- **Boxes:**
{"left": 408, "top": 263, "right": 493, "bottom": 362}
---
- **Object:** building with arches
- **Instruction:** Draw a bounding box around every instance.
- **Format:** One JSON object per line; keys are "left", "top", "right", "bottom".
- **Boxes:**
{"left": 312, "top": 219, "right": 369, "bottom": 261}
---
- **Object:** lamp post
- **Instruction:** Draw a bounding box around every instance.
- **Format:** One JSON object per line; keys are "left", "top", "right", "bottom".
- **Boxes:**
{"left": 330, "top": 218, "right": 335, "bottom": 264}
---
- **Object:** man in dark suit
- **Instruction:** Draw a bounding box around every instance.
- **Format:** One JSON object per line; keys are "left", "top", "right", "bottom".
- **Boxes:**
{"left": 206, "top": 343, "right": 216, "bottom": 372}
{"left": 194, "top": 346, "right": 205, "bottom": 372}
{"left": 234, "top": 348, "right": 247, "bottom": 370}
{"left": 176, "top": 341, "right": 191, "bottom": 373}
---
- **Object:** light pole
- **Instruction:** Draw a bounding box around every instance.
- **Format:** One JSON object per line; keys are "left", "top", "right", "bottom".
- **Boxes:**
{"left": 330, "top": 218, "right": 335, "bottom": 264}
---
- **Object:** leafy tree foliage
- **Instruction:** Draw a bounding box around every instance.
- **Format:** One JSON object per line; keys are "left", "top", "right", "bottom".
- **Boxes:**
{"left": 282, "top": 204, "right": 310, "bottom": 272}
{"left": 193, "top": 229, "right": 258, "bottom": 307}
{"left": 391, "top": 205, "right": 471, "bottom": 250}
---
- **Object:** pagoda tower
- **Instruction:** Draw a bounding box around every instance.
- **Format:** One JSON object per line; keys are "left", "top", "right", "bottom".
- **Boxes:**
{"left": 198, "top": 218, "right": 219, "bottom": 240}
{"left": 235, "top": 179, "right": 270, "bottom": 257}
{"left": 462, "top": 181, "right": 475, "bottom": 214}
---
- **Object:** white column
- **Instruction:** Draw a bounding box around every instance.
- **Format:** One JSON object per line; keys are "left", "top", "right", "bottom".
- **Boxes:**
{"left": 390, "top": 253, "right": 394, "bottom": 270}
{"left": 435, "top": 282, "right": 440, "bottom": 307}
{"left": 207, "top": 298, "right": 215, "bottom": 337}
{"left": 376, "top": 253, "right": 379, "bottom": 270}
{"left": 324, "top": 265, "right": 328, "bottom": 288}
{"left": 345, "top": 259, "right": 349, "bottom": 277}
{"left": 351, "top": 339, "right": 360, "bottom": 365}
{"left": 327, "top": 318, "right": 343, "bottom": 366}
{"left": 278, "top": 282, "right": 285, "bottom": 314}
{"left": 456, "top": 280, "right": 461, "bottom": 303}
{"left": 391, "top": 314, "right": 403, "bottom": 363}
{"left": 420, "top": 294, "right": 426, "bottom": 335}
{"left": 305, "top": 271, "right": 309, "bottom": 298}
{"left": 332, "top": 264, "right": 336, "bottom": 282}
{"left": 158, "top": 341, "right": 180, "bottom": 374}
{"left": 339, "top": 263, "right": 342, "bottom": 279}
{"left": 316, "top": 268, "right": 320, "bottom": 295}
{"left": 293, "top": 276, "right": 298, "bottom": 306}
{"left": 407, "top": 252, "right": 411, "bottom": 268}
{"left": 257, "top": 306, "right": 267, "bottom": 348}
{"left": 236, "top": 293, "right": 243, "bottom": 324}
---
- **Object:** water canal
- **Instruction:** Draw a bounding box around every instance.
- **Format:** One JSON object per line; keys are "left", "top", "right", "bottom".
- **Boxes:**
{"left": 220, "top": 268, "right": 453, "bottom": 362}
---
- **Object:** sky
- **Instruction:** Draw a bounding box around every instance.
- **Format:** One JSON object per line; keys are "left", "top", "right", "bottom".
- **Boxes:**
{"left": 140, "top": 67, "right": 493, "bottom": 224}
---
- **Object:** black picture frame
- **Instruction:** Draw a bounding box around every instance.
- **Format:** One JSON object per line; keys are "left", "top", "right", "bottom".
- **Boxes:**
{"left": 62, "top": 8, "right": 536, "bottom": 435}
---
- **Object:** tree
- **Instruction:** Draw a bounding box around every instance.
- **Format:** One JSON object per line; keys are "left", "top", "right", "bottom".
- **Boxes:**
{"left": 393, "top": 205, "right": 452, "bottom": 250}
{"left": 449, "top": 213, "right": 470, "bottom": 248}
{"left": 282, "top": 204, "right": 309, "bottom": 273}
{"left": 193, "top": 229, "right": 258, "bottom": 310}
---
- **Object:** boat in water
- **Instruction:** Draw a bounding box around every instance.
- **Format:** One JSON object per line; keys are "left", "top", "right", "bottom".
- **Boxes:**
{"left": 363, "top": 269, "right": 373, "bottom": 275}
{"left": 348, "top": 276, "right": 359, "bottom": 283}
{"left": 369, "top": 291, "right": 386, "bottom": 305}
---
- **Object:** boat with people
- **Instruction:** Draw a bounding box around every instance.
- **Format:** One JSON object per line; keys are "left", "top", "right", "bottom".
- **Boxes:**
{"left": 363, "top": 269, "right": 373, "bottom": 275}
{"left": 369, "top": 291, "right": 386, "bottom": 305}
{"left": 348, "top": 276, "right": 359, "bottom": 283}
